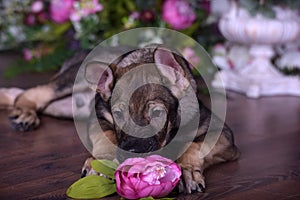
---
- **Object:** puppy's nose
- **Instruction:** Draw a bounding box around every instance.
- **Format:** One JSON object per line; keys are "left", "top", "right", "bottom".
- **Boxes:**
{"left": 116, "top": 135, "right": 160, "bottom": 162}
{"left": 119, "top": 136, "right": 159, "bottom": 153}
{"left": 127, "top": 148, "right": 137, "bottom": 153}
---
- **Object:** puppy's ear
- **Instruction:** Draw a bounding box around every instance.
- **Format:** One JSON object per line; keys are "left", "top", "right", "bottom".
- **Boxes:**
{"left": 154, "top": 48, "right": 190, "bottom": 98}
{"left": 85, "top": 61, "right": 113, "bottom": 101}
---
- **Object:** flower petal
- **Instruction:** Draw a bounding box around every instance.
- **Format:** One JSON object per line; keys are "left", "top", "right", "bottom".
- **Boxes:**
{"left": 157, "top": 181, "right": 173, "bottom": 198}
{"left": 160, "top": 165, "right": 181, "bottom": 183}
{"left": 138, "top": 185, "right": 153, "bottom": 198}
{"left": 145, "top": 155, "right": 170, "bottom": 162}
{"left": 149, "top": 185, "right": 164, "bottom": 198}
{"left": 135, "top": 180, "right": 149, "bottom": 191}
{"left": 116, "top": 176, "right": 135, "bottom": 196}
{"left": 128, "top": 163, "right": 145, "bottom": 174}
{"left": 117, "top": 157, "right": 144, "bottom": 169}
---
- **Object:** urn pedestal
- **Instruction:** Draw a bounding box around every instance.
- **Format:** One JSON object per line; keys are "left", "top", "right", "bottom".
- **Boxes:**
{"left": 212, "top": 1, "right": 300, "bottom": 98}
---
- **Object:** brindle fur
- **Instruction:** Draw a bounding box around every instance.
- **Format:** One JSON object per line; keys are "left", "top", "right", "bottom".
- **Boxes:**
{"left": 9, "top": 44, "right": 239, "bottom": 194}
{"left": 83, "top": 44, "right": 240, "bottom": 193}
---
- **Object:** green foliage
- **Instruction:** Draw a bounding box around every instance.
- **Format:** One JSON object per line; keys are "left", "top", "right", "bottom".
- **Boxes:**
{"left": 97, "top": 0, "right": 138, "bottom": 39}
{"left": 4, "top": 45, "right": 74, "bottom": 78}
{"left": 91, "top": 159, "right": 118, "bottom": 180}
{"left": 66, "top": 175, "right": 116, "bottom": 199}
{"left": 66, "top": 159, "right": 118, "bottom": 199}
{"left": 24, "top": 23, "right": 72, "bottom": 42}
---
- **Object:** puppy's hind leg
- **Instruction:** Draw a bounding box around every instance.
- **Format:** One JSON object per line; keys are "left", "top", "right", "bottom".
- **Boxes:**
{"left": 9, "top": 51, "right": 88, "bottom": 131}
{"left": 9, "top": 82, "right": 72, "bottom": 131}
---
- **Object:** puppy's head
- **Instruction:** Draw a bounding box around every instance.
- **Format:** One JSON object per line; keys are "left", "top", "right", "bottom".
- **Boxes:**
{"left": 112, "top": 81, "right": 179, "bottom": 154}
{"left": 86, "top": 45, "right": 195, "bottom": 160}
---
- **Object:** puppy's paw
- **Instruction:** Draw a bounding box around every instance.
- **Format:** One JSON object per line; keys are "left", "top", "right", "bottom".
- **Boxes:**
{"left": 81, "top": 157, "right": 98, "bottom": 177}
{"left": 9, "top": 107, "right": 40, "bottom": 132}
{"left": 178, "top": 168, "right": 205, "bottom": 194}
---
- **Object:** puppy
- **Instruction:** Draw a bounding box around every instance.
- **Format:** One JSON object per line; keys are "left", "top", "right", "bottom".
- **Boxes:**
{"left": 82, "top": 44, "right": 240, "bottom": 193}
{"left": 8, "top": 44, "right": 239, "bottom": 193}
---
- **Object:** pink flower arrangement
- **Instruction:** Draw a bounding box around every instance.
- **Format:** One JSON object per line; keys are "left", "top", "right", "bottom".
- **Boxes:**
{"left": 50, "top": 0, "right": 74, "bottom": 23}
{"left": 162, "top": 0, "right": 196, "bottom": 30}
{"left": 50, "top": 0, "right": 103, "bottom": 23}
{"left": 70, "top": 0, "right": 103, "bottom": 22}
{"left": 115, "top": 155, "right": 181, "bottom": 199}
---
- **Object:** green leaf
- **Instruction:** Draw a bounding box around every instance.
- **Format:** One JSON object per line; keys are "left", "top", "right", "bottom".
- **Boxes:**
{"left": 91, "top": 159, "right": 118, "bottom": 179}
{"left": 139, "top": 197, "right": 155, "bottom": 200}
{"left": 66, "top": 175, "right": 116, "bottom": 199}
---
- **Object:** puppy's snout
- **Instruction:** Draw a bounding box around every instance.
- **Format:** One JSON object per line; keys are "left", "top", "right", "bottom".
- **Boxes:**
{"left": 116, "top": 135, "right": 160, "bottom": 162}
{"left": 119, "top": 136, "right": 159, "bottom": 153}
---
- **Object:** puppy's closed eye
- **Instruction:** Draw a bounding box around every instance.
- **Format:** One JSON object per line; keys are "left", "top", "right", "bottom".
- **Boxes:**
{"left": 150, "top": 107, "right": 165, "bottom": 119}
{"left": 112, "top": 110, "right": 123, "bottom": 120}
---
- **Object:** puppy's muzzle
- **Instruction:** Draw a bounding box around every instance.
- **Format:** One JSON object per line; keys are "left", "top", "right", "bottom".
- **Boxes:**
{"left": 116, "top": 135, "right": 160, "bottom": 162}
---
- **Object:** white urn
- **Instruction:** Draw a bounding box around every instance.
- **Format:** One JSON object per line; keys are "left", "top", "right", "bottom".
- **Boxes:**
{"left": 212, "top": 0, "right": 300, "bottom": 98}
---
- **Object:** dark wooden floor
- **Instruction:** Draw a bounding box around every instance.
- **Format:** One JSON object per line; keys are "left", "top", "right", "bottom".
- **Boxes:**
{"left": 0, "top": 53, "right": 300, "bottom": 200}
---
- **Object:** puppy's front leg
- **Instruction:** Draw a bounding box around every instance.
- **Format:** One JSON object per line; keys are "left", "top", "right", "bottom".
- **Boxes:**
{"left": 177, "top": 130, "right": 240, "bottom": 193}
{"left": 82, "top": 121, "right": 118, "bottom": 177}
{"left": 177, "top": 142, "right": 206, "bottom": 193}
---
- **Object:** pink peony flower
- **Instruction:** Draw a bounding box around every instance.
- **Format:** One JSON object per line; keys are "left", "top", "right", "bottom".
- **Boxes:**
{"left": 162, "top": 0, "right": 196, "bottom": 30}
{"left": 50, "top": 0, "right": 74, "bottom": 23}
{"left": 115, "top": 155, "right": 181, "bottom": 199}
{"left": 31, "top": 1, "right": 44, "bottom": 13}
{"left": 70, "top": 0, "right": 103, "bottom": 22}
